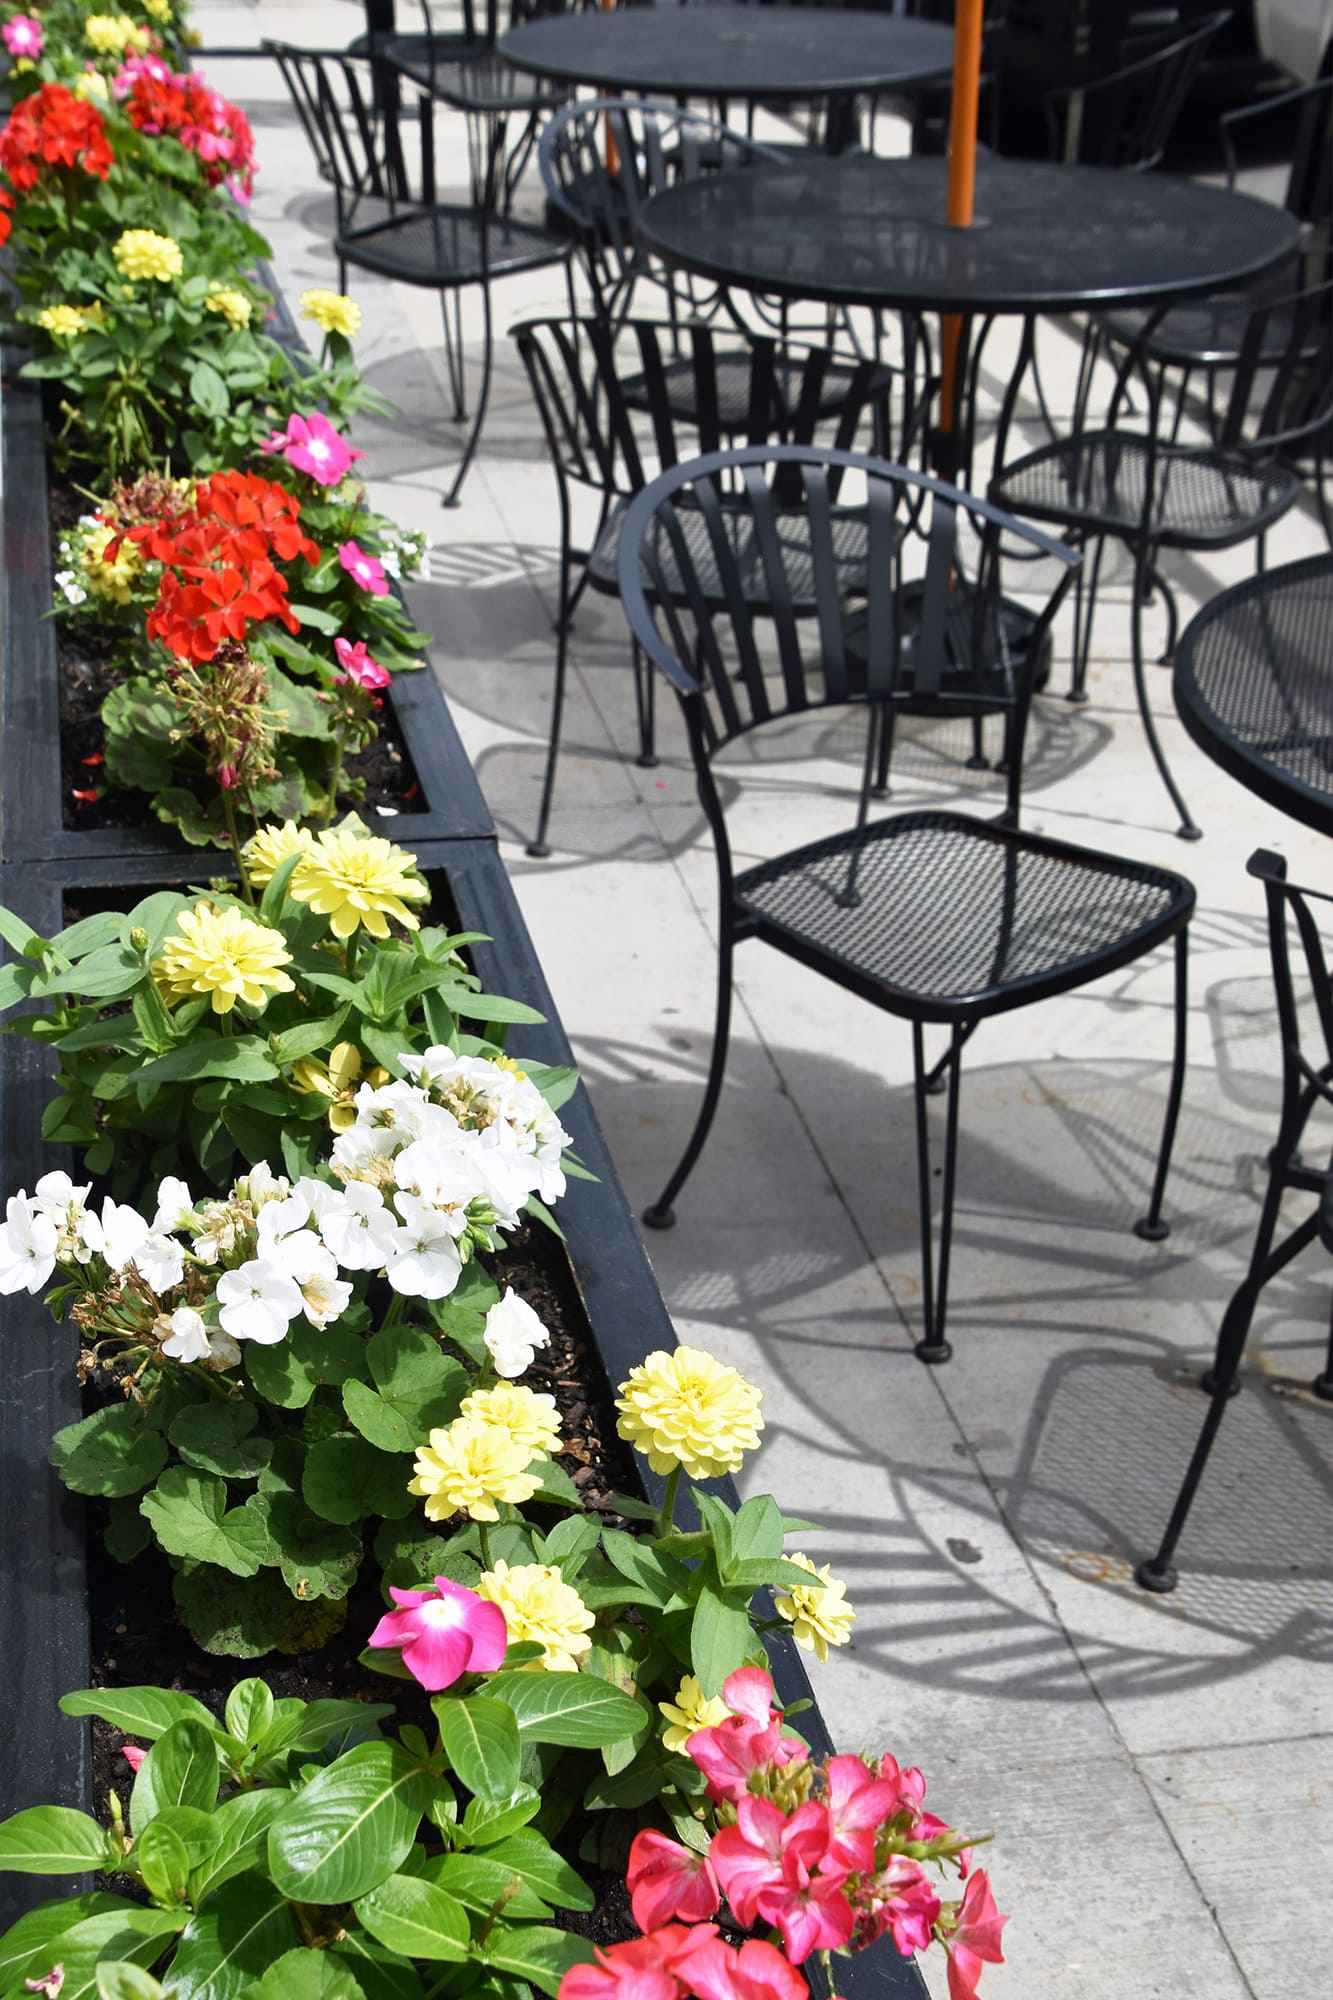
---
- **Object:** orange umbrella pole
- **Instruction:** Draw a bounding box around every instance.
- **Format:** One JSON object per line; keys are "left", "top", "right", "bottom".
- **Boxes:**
{"left": 940, "top": 0, "right": 986, "bottom": 443}
{"left": 603, "top": 0, "right": 618, "bottom": 173}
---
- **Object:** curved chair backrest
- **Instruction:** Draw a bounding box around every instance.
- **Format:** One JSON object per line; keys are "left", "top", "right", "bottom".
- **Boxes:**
{"left": 267, "top": 42, "right": 416, "bottom": 220}
{"left": 1220, "top": 75, "right": 1333, "bottom": 238}
{"left": 538, "top": 97, "right": 785, "bottom": 319}
{"left": 513, "top": 316, "right": 926, "bottom": 508}
{"left": 1045, "top": 10, "right": 1230, "bottom": 173}
{"left": 1223, "top": 276, "right": 1333, "bottom": 456}
{"left": 616, "top": 444, "right": 1077, "bottom": 822}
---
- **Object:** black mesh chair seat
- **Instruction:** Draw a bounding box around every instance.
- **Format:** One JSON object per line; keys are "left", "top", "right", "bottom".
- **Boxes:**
{"left": 384, "top": 41, "right": 566, "bottom": 111}
{"left": 735, "top": 810, "right": 1190, "bottom": 1021}
{"left": 991, "top": 431, "right": 1299, "bottom": 550}
{"left": 588, "top": 492, "right": 871, "bottom": 603}
{"left": 625, "top": 351, "right": 872, "bottom": 431}
{"left": 337, "top": 207, "right": 568, "bottom": 286}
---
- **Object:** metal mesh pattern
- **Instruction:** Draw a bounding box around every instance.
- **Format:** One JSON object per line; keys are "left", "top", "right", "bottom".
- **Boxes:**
{"left": 341, "top": 210, "right": 564, "bottom": 285}
{"left": 590, "top": 496, "right": 870, "bottom": 602}
{"left": 735, "top": 811, "right": 1188, "bottom": 1010}
{"left": 635, "top": 355, "right": 871, "bottom": 429}
{"left": 1099, "top": 299, "right": 1306, "bottom": 370}
{"left": 992, "top": 433, "right": 1293, "bottom": 544}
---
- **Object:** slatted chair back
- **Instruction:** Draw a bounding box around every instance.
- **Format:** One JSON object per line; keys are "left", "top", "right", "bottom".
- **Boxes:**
{"left": 1215, "top": 276, "right": 1333, "bottom": 457}
{"left": 268, "top": 43, "right": 423, "bottom": 225}
{"left": 538, "top": 97, "right": 784, "bottom": 321}
{"left": 616, "top": 444, "right": 1077, "bottom": 826}
{"left": 1045, "top": 10, "right": 1230, "bottom": 173}
{"left": 1220, "top": 75, "right": 1333, "bottom": 242}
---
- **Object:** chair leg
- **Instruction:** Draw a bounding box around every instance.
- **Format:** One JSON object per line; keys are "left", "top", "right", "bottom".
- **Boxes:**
{"left": 873, "top": 704, "right": 896, "bottom": 798}
{"left": 912, "top": 1022, "right": 965, "bottom": 1365}
{"left": 643, "top": 922, "right": 737, "bottom": 1230}
{"left": 1130, "top": 550, "right": 1200, "bottom": 840}
{"left": 527, "top": 526, "right": 577, "bottom": 860}
{"left": 1067, "top": 536, "right": 1104, "bottom": 704}
{"left": 442, "top": 284, "right": 493, "bottom": 510}
{"left": 439, "top": 287, "right": 467, "bottom": 423}
{"left": 1135, "top": 928, "right": 1189, "bottom": 1242}
{"left": 1312, "top": 1287, "right": 1333, "bottom": 1402}
{"left": 633, "top": 639, "right": 658, "bottom": 768}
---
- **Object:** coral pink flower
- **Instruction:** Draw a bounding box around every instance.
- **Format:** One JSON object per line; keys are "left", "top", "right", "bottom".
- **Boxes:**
{"left": 869, "top": 1856, "right": 941, "bottom": 1958}
{"left": 824, "top": 1754, "right": 903, "bottom": 1873}
{"left": 334, "top": 636, "right": 391, "bottom": 690}
{"left": 119, "top": 1743, "right": 147, "bottom": 1774}
{"left": 263, "top": 410, "right": 363, "bottom": 488}
{"left": 945, "top": 1870, "right": 1007, "bottom": 2000}
{"left": 3, "top": 16, "right": 43, "bottom": 59}
{"left": 710, "top": 1797, "right": 853, "bottom": 1964}
{"left": 687, "top": 1667, "right": 806, "bottom": 1806}
{"left": 626, "top": 1828, "right": 720, "bottom": 1932}
{"left": 366, "top": 1573, "right": 507, "bottom": 1692}
{"left": 560, "top": 1925, "right": 715, "bottom": 2000}
{"left": 672, "top": 1936, "right": 807, "bottom": 2000}
{"left": 338, "top": 539, "right": 388, "bottom": 595}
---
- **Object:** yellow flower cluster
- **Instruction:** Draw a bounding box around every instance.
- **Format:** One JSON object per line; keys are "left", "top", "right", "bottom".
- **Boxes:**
{"left": 85, "top": 14, "right": 150, "bottom": 57}
{"left": 72, "top": 72, "right": 111, "bottom": 102}
{"left": 144, "top": 0, "right": 174, "bottom": 20}
{"left": 243, "top": 819, "right": 429, "bottom": 941}
{"left": 658, "top": 1673, "right": 731, "bottom": 1752}
{"left": 616, "top": 1345, "right": 764, "bottom": 1480}
{"left": 77, "top": 521, "right": 141, "bottom": 606}
{"left": 773, "top": 1552, "right": 856, "bottom": 1663}
{"left": 477, "top": 1560, "right": 594, "bottom": 1673}
{"left": 299, "top": 289, "right": 363, "bottom": 338}
{"left": 204, "top": 285, "right": 253, "bottom": 332}
{"left": 113, "top": 230, "right": 183, "bottom": 284}
{"left": 459, "top": 1382, "right": 562, "bottom": 1461}
{"left": 409, "top": 1384, "right": 560, "bottom": 1525}
{"left": 37, "top": 303, "right": 107, "bottom": 340}
{"left": 152, "top": 902, "right": 295, "bottom": 1016}
{"left": 291, "top": 1041, "right": 390, "bottom": 1131}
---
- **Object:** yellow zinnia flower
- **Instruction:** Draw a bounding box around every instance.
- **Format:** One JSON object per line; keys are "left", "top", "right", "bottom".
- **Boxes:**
{"left": 72, "top": 72, "right": 111, "bottom": 101}
{"left": 477, "top": 1560, "right": 594, "bottom": 1673}
{"left": 242, "top": 819, "right": 316, "bottom": 889}
{"left": 773, "top": 1553, "right": 855, "bottom": 1664}
{"left": 616, "top": 1345, "right": 763, "bottom": 1481}
{"left": 299, "top": 288, "right": 363, "bottom": 338}
{"left": 291, "top": 1041, "right": 388, "bottom": 1131}
{"left": 408, "top": 1419, "right": 541, "bottom": 1524}
{"left": 204, "top": 285, "right": 252, "bottom": 332}
{"left": 144, "top": 0, "right": 173, "bottom": 20}
{"left": 85, "top": 14, "right": 149, "bottom": 56}
{"left": 78, "top": 522, "right": 141, "bottom": 605}
{"left": 290, "top": 827, "right": 429, "bottom": 940}
{"left": 459, "top": 1382, "right": 560, "bottom": 1464}
{"left": 658, "top": 1674, "right": 731, "bottom": 1753}
{"left": 37, "top": 305, "right": 94, "bottom": 340}
{"left": 113, "top": 230, "right": 184, "bottom": 284}
{"left": 152, "top": 902, "right": 295, "bottom": 1016}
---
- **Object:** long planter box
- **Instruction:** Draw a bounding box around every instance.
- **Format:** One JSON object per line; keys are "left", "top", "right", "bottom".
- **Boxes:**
{"left": 0, "top": 361, "right": 495, "bottom": 864}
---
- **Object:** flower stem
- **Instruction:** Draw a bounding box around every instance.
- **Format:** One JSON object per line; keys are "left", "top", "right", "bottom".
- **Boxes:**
{"left": 323, "top": 724, "right": 348, "bottom": 829}
{"left": 478, "top": 1518, "right": 495, "bottom": 1572}
{"left": 220, "top": 786, "right": 253, "bottom": 904}
{"left": 656, "top": 1464, "right": 682, "bottom": 1540}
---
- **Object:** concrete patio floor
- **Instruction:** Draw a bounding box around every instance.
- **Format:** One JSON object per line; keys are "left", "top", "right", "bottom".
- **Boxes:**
{"left": 199, "top": 10, "right": 1331, "bottom": 1993}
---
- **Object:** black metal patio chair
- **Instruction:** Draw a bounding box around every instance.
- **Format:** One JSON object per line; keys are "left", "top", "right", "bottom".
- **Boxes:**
{"left": 618, "top": 443, "right": 1196, "bottom": 1364}
{"left": 267, "top": 41, "right": 570, "bottom": 508}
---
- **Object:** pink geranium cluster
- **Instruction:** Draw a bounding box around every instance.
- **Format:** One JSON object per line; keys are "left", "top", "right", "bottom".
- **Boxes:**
{"left": 263, "top": 410, "right": 364, "bottom": 489}
{"left": 121, "top": 63, "right": 257, "bottom": 201}
{"left": 562, "top": 1668, "right": 1006, "bottom": 2000}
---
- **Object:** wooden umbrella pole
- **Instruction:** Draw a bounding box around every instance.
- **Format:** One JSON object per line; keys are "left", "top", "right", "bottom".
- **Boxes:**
{"left": 939, "top": 0, "right": 986, "bottom": 453}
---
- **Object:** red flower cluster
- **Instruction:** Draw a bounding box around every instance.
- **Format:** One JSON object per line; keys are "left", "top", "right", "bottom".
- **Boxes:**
{"left": 124, "top": 69, "right": 256, "bottom": 199}
{"left": 0, "top": 82, "right": 114, "bottom": 195}
{"left": 118, "top": 470, "right": 320, "bottom": 662}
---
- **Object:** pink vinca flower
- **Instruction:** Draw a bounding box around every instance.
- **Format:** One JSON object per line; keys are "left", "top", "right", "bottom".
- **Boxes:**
{"left": 626, "top": 1828, "right": 720, "bottom": 1932}
{"left": 3, "top": 15, "right": 43, "bottom": 59}
{"left": 687, "top": 1668, "right": 807, "bottom": 1805}
{"left": 334, "top": 636, "right": 391, "bottom": 690}
{"left": 338, "top": 539, "right": 389, "bottom": 595}
{"left": 868, "top": 1855, "right": 941, "bottom": 1959}
{"left": 264, "top": 410, "right": 364, "bottom": 488}
{"left": 824, "top": 1753, "right": 903, "bottom": 1874}
{"left": 120, "top": 1743, "right": 147, "bottom": 1775}
{"left": 559, "top": 1925, "right": 716, "bottom": 2000}
{"left": 673, "top": 1936, "right": 807, "bottom": 2000}
{"left": 710, "top": 1797, "right": 853, "bottom": 1964}
{"left": 367, "top": 1573, "right": 507, "bottom": 1692}
{"left": 945, "top": 1870, "right": 1008, "bottom": 2000}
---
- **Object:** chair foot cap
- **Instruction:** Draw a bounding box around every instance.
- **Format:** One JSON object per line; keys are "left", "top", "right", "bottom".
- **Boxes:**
{"left": 1176, "top": 823, "right": 1203, "bottom": 842}
{"left": 1312, "top": 1373, "right": 1333, "bottom": 1403}
{"left": 1135, "top": 1558, "right": 1178, "bottom": 1594}
{"left": 636, "top": 753, "right": 659, "bottom": 769}
{"left": 1065, "top": 688, "right": 1090, "bottom": 705}
{"left": 525, "top": 840, "right": 552, "bottom": 860}
{"left": 1200, "top": 1368, "right": 1241, "bottom": 1399}
{"left": 642, "top": 1203, "right": 676, "bottom": 1231}
{"left": 441, "top": 494, "right": 463, "bottom": 510}
{"left": 965, "top": 754, "right": 991, "bottom": 771}
{"left": 1134, "top": 1216, "right": 1170, "bottom": 1242}
{"left": 833, "top": 890, "right": 863, "bottom": 910}
{"left": 915, "top": 1337, "right": 953, "bottom": 1365}
{"left": 870, "top": 785, "right": 891, "bottom": 800}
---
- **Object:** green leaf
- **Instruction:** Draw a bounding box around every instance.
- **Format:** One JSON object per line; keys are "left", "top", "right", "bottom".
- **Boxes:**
{"left": 15, "top": 1911, "right": 185, "bottom": 2000}
{"left": 135, "top": 1817, "right": 193, "bottom": 1906}
{"left": 342, "top": 1324, "right": 467, "bottom": 1454}
{"left": 268, "top": 1010, "right": 349, "bottom": 1064}
{"left": 58, "top": 1686, "right": 216, "bottom": 1742}
{"left": 689, "top": 1490, "right": 736, "bottom": 1575}
{"left": 189, "top": 359, "right": 230, "bottom": 418}
{"left": 49, "top": 1407, "right": 168, "bottom": 1499}
{"left": 535, "top": 1516, "right": 600, "bottom": 1579}
{"left": 246, "top": 1324, "right": 371, "bottom": 1410}
{"left": 598, "top": 1531, "right": 675, "bottom": 1606}
{"left": 97, "top": 1966, "right": 169, "bottom": 2000}
{"left": 0, "top": 1892, "right": 136, "bottom": 1989}
{"left": 727, "top": 1557, "right": 826, "bottom": 1592}
{"left": 173, "top": 1563, "right": 290, "bottom": 1659}
{"left": 131, "top": 1720, "right": 220, "bottom": 1833}
{"left": 731, "top": 1494, "right": 788, "bottom": 1563}
{"left": 431, "top": 1696, "right": 520, "bottom": 1803}
{"left": 419, "top": 1853, "right": 547, "bottom": 1920}
{"left": 458, "top": 1786, "right": 542, "bottom": 1848}
{"left": 353, "top": 1876, "right": 470, "bottom": 1962}
{"left": 141, "top": 1470, "right": 268, "bottom": 1577}
{"left": 266, "top": 1741, "right": 433, "bottom": 1903}
{"left": 134, "top": 1036, "right": 278, "bottom": 1095}
{"left": 289, "top": 601, "right": 341, "bottom": 635}
{"left": 252, "top": 1699, "right": 394, "bottom": 1769}
{"left": 187, "top": 1793, "right": 288, "bottom": 1908}
{"left": 473, "top": 1925, "right": 595, "bottom": 1998}
{"left": 480, "top": 1674, "right": 647, "bottom": 1749}
{"left": 690, "top": 1580, "right": 754, "bottom": 1697}
{"left": 0, "top": 905, "right": 40, "bottom": 956}
{"left": 169, "top": 1405, "right": 272, "bottom": 1482}
{"left": 429, "top": 986, "right": 545, "bottom": 1025}
{"left": 170, "top": 1872, "right": 298, "bottom": 2000}
{"left": 0, "top": 1806, "right": 111, "bottom": 1874}
{"left": 483, "top": 1831, "right": 595, "bottom": 1913}
{"left": 302, "top": 1435, "right": 416, "bottom": 1526}
{"left": 224, "top": 1681, "right": 275, "bottom": 1751}
{"left": 328, "top": 1934, "right": 425, "bottom": 2000}
{"left": 252, "top": 1491, "right": 362, "bottom": 1601}
{"left": 238, "top": 1948, "right": 367, "bottom": 2000}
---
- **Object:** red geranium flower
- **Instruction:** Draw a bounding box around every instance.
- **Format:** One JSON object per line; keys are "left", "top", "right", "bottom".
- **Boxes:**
{"left": 0, "top": 83, "right": 114, "bottom": 194}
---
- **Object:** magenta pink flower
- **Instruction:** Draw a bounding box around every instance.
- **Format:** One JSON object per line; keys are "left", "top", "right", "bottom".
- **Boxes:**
{"left": 626, "top": 1828, "right": 720, "bottom": 1932}
{"left": 334, "top": 636, "right": 391, "bottom": 690}
{"left": 559, "top": 1925, "right": 716, "bottom": 2000}
{"left": 263, "top": 411, "right": 363, "bottom": 488}
{"left": 824, "top": 1754, "right": 903, "bottom": 1873}
{"left": 366, "top": 1574, "right": 507, "bottom": 1692}
{"left": 944, "top": 1870, "right": 1007, "bottom": 2000}
{"left": 3, "top": 15, "right": 43, "bottom": 59}
{"left": 867, "top": 1856, "right": 941, "bottom": 1958}
{"left": 338, "top": 539, "right": 389, "bottom": 595}
{"left": 687, "top": 1668, "right": 807, "bottom": 1804}
{"left": 119, "top": 1743, "right": 147, "bottom": 1775}
{"left": 709, "top": 1797, "right": 853, "bottom": 1964}
{"left": 671, "top": 1936, "right": 807, "bottom": 2000}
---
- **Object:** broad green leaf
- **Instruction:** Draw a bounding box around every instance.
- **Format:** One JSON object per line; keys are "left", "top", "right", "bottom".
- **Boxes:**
{"left": 480, "top": 1674, "right": 647, "bottom": 1748}
{"left": 419, "top": 1853, "right": 547, "bottom": 1920}
{"left": 353, "top": 1876, "right": 469, "bottom": 1962}
{"left": 0, "top": 1893, "right": 135, "bottom": 1989}
{"left": 431, "top": 1696, "right": 519, "bottom": 1803}
{"left": 535, "top": 1516, "right": 600, "bottom": 1578}
{"left": 0, "top": 1807, "right": 111, "bottom": 1874}
{"left": 727, "top": 1557, "right": 829, "bottom": 1592}
{"left": 187, "top": 1793, "right": 288, "bottom": 1908}
{"left": 238, "top": 1947, "right": 366, "bottom": 2000}
{"left": 251, "top": 1492, "right": 362, "bottom": 1601}
{"left": 141, "top": 1470, "right": 267, "bottom": 1577}
{"left": 97, "top": 1967, "right": 169, "bottom": 2000}
{"left": 484, "top": 1831, "right": 595, "bottom": 1913}
{"left": 49, "top": 1407, "right": 167, "bottom": 1499}
{"left": 252, "top": 1699, "right": 394, "bottom": 1769}
{"left": 58, "top": 1687, "right": 215, "bottom": 1742}
{"left": 131, "top": 1720, "right": 220, "bottom": 1833}
{"left": 731, "top": 1493, "right": 788, "bottom": 1563}
{"left": 134, "top": 1038, "right": 278, "bottom": 1094}
{"left": 169, "top": 1405, "right": 272, "bottom": 1482}
{"left": 597, "top": 1531, "right": 675, "bottom": 1606}
{"left": 690, "top": 1490, "right": 736, "bottom": 1574}
{"left": 15, "top": 1911, "right": 184, "bottom": 2000}
{"left": 266, "top": 1741, "right": 432, "bottom": 1903}
{"left": 459, "top": 1786, "right": 541, "bottom": 1848}
{"left": 328, "top": 1935, "right": 424, "bottom": 2000}
{"left": 135, "top": 1817, "right": 193, "bottom": 1906}
{"left": 189, "top": 359, "right": 230, "bottom": 418}
{"left": 342, "top": 1325, "right": 468, "bottom": 1454}
{"left": 690, "top": 1580, "right": 755, "bottom": 1697}
{"left": 302, "top": 1435, "right": 416, "bottom": 1526}
{"left": 472, "top": 1924, "right": 595, "bottom": 1998}
{"left": 245, "top": 1323, "right": 371, "bottom": 1409}
{"left": 170, "top": 1872, "right": 298, "bottom": 2000}
{"left": 428, "top": 985, "right": 545, "bottom": 1025}
{"left": 224, "top": 1681, "right": 275, "bottom": 1751}
{"left": 173, "top": 1564, "right": 290, "bottom": 1660}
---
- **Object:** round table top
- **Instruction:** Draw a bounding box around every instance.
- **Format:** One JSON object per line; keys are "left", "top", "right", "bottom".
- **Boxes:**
{"left": 1173, "top": 555, "right": 1333, "bottom": 839}
{"left": 499, "top": 6, "right": 955, "bottom": 100}
{"left": 637, "top": 153, "right": 1302, "bottom": 314}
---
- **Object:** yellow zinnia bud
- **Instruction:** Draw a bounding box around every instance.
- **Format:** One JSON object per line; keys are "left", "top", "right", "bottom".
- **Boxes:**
{"left": 773, "top": 1552, "right": 855, "bottom": 1663}
{"left": 658, "top": 1674, "right": 731, "bottom": 1752}
{"left": 204, "top": 285, "right": 253, "bottom": 332}
{"left": 616, "top": 1345, "right": 763, "bottom": 1481}
{"left": 476, "top": 1560, "right": 594, "bottom": 1673}
{"left": 299, "top": 288, "right": 363, "bottom": 338}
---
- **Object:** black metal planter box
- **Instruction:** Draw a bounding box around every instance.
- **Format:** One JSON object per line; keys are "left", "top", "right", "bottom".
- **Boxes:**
{"left": 0, "top": 363, "right": 495, "bottom": 864}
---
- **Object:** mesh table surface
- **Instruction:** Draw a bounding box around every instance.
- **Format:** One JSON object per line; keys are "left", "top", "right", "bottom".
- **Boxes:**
{"left": 500, "top": 7, "right": 953, "bottom": 98}
{"left": 636, "top": 154, "right": 1301, "bottom": 314}
{"left": 1172, "top": 554, "right": 1333, "bottom": 838}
